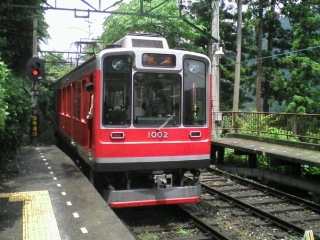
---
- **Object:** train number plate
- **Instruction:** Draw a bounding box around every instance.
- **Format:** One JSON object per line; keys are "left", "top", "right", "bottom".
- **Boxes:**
{"left": 147, "top": 131, "right": 168, "bottom": 139}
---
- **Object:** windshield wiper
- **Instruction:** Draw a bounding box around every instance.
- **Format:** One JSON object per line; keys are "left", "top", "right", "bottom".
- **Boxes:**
{"left": 157, "top": 113, "right": 175, "bottom": 131}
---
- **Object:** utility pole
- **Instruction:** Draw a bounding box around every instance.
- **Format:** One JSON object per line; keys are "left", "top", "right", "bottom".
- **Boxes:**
{"left": 211, "top": 0, "right": 224, "bottom": 139}
{"left": 233, "top": 0, "right": 242, "bottom": 112}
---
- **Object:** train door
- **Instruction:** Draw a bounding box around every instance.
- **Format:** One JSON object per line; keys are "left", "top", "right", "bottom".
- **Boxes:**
{"left": 73, "top": 81, "right": 81, "bottom": 144}
{"left": 73, "top": 79, "right": 91, "bottom": 148}
{"left": 86, "top": 75, "right": 94, "bottom": 151}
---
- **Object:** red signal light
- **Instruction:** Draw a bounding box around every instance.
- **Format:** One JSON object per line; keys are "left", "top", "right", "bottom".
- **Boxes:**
{"left": 32, "top": 69, "right": 40, "bottom": 76}
{"left": 27, "top": 57, "right": 45, "bottom": 81}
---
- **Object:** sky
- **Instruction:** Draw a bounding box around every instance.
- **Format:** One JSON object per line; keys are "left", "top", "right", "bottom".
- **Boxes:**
{"left": 40, "top": 0, "right": 119, "bottom": 52}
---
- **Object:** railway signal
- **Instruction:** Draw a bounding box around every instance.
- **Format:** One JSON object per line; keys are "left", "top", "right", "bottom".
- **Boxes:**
{"left": 27, "top": 57, "right": 45, "bottom": 81}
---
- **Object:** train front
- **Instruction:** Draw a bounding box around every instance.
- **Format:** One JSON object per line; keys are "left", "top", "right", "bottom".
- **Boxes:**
{"left": 92, "top": 35, "right": 211, "bottom": 208}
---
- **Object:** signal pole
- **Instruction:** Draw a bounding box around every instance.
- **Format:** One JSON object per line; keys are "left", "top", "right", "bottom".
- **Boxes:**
{"left": 33, "top": 18, "right": 37, "bottom": 57}
{"left": 27, "top": 19, "right": 45, "bottom": 145}
{"left": 32, "top": 18, "right": 39, "bottom": 145}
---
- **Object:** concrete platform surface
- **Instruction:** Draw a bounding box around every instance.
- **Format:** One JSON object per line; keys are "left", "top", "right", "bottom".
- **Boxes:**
{"left": 0, "top": 145, "right": 135, "bottom": 240}
{"left": 212, "top": 135, "right": 320, "bottom": 168}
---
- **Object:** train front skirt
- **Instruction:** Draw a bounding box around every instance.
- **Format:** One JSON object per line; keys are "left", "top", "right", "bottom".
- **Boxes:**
{"left": 105, "top": 183, "right": 201, "bottom": 208}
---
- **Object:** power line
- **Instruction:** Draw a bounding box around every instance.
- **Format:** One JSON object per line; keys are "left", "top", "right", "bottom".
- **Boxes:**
{"left": 222, "top": 45, "right": 320, "bottom": 67}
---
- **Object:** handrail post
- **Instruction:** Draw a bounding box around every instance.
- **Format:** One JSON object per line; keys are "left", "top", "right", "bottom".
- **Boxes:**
{"left": 292, "top": 114, "right": 297, "bottom": 137}
{"left": 232, "top": 111, "right": 237, "bottom": 133}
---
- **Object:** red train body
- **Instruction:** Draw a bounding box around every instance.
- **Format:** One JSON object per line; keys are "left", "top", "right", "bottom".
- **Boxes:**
{"left": 54, "top": 34, "right": 212, "bottom": 208}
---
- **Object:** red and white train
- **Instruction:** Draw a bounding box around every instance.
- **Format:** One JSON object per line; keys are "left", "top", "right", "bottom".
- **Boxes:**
{"left": 54, "top": 33, "right": 212, "bottom": 208}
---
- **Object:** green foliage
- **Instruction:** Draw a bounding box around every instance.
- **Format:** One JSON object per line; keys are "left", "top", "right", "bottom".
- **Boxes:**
{"left": 276, "top": 55, "right": 320, "bottom": 113}
{"left": 0, "top": 0, "right": 48, "bottom": 76}
{"left": 0, "top": 1, "right": 49, "bottom": 167}
{"left": 38, "top": 53, "right": 75, "bottom": 122}
{"left": 100, "top": 0, "right": 204, "bottom": 53}
{"left": 138, "top": 232, "right": 158, "bottom": 240}
{"left": 0, "top": 59, "right": 9, "bottom": 130}
{"left": 220, "top": 112, "right": 320, "bottom": 143}
{"left": 176, "top": 227, "right": 192, "bottom": 236}
{"left": 272, "top": 1, "right": 320, "bottom": 113}
{"left": 28, "top": 54, "right": 77, "bottom": 145}
{"left": 0, "top": 72, "right": 32, "bottom": 165}
{"left": 224, "top": 149, "right": 248, "bottom": 167}
{"left": 302, "top": 165, "right": 320, "bottom": 178}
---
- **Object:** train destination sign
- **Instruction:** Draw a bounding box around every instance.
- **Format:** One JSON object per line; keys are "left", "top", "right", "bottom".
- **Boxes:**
{"left": 142, "top": 53, "right": 176, "bottom": 67}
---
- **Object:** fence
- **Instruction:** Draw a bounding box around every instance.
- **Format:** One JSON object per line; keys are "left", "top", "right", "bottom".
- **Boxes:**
{"left": 213, "top": 111, "right": 320, "bottom": 142}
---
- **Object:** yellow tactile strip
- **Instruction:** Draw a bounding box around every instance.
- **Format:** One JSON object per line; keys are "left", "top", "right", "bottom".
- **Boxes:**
{"left": 0, "top": 190, "right": 61, "bottom": 240}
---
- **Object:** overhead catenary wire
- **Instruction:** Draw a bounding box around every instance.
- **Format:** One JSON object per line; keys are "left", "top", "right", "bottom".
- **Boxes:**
{"left": 222, "top": 45, "right": 320, "bottom": 67}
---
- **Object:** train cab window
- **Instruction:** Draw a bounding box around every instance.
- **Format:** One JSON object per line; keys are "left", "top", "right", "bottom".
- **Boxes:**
{"left": 183, "top": 59, "right": 207, "bottom": 126}
{"left": 133, "top": 73, "right": 181, "bottom": 127}
{"left": 102, "top": 55, "right": 132, "bottom": 126}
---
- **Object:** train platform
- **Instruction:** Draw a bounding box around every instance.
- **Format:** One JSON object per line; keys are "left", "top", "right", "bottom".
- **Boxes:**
{"left": 212, "top": 133, "right": 320, "bottom": 168}
{"left": 211, "top": 133, "right": 320, "bottom": 201}
{"left": 0, "top": 145, "right": 135, "bottom": 240}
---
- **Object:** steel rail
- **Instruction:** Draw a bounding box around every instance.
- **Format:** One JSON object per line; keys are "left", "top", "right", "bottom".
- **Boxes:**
{"left": 179, "top": 205, "right": 233, "bottom": 240}
{"left": 201, "top": 168, "right": 320, "bottom": 239}
{"left": 209, "top": 167, "right": 320, "bottom": 213}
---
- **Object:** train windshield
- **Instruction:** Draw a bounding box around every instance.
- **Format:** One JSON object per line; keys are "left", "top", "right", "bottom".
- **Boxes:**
{"left": 102, "top": 55, "right": 132, "bottom": 126}
{"left": 133, "top": 73, "right": 181, "bottom": 127}
{"left": 102, "top": 55, "right": 207, "bottom": 127}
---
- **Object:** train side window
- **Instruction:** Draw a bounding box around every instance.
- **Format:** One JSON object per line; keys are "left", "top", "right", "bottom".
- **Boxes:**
{"left": 81, "top": 79, "right": 86, "bottom": 121}
{"left": 74, "top": 81, "right": 82, "bottom": 120}
{"left": 183, "top": 59, "right": 207, "bottom": 126}
{"left": 103, "top": 55, "right": 132, "bottom": 126}
{"left": 67, "top": 86, "right": 72, "bottom": 116}
{"left": 61, "top": 88, "right": 66, "bottom": 115}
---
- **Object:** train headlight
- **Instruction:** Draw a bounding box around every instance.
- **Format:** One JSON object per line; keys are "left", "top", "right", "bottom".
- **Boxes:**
{"left": 112, "top": 59, "right": 124, "bottom": 70}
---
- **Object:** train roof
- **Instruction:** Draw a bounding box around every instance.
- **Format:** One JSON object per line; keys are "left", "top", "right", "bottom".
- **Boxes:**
{"left": 109, "top": 33, "right": 169, "bottom": 50}
{"left": 54, "top": 34, "right": 210, "bottom": 88}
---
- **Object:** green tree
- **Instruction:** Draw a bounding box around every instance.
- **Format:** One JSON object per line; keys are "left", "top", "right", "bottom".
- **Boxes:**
{"left": 274, "top": 0, "right": 320, "bottom": 113}
{"left": 100, "top": 0, "right": 203, "bottom": 53}
{"left": 38, "top": 53, "right": 76, "bottom": 122}
{"left": 224, "top": 0, "right": 319, "bottom": 113}
{"left": 0, "top": 0, "right": 48, "bottom": 76}
{"left": 236, "top": 0, "right": 290, "bottom": 112}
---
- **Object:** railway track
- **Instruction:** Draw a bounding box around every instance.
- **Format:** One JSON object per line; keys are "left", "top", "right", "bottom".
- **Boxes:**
{"left": 114, "top": 204, "right": 232, "bottom": 240}
{"left": 197, "top": 167, "right": 320, "bottom": 239}
{"left": 114, "top": 167, "right": 320, "bottom": 240}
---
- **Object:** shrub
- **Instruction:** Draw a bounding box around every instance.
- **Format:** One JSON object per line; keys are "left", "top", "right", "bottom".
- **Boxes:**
{"left": 0, "top": 63, "right": 32, "bottom": 167}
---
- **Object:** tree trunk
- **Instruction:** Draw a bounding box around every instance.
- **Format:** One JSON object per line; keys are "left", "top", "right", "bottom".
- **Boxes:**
{"left": 263, "top": 0, "right": 275, "bottom": 112}
{"left": 255, "top": 0, "right": 263, "bottom": 112}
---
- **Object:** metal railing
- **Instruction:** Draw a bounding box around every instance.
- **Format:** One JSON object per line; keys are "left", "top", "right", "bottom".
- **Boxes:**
{"left": 213, "top": 111, "right": 320, "bottom": 142}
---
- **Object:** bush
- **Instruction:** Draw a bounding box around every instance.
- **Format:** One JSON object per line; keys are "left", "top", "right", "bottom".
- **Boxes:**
{"left": 0, "top": 61, "right": 32, "bottom": 168}
{"left": 0, "top": 60, "right": 9, "bottom": 130}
